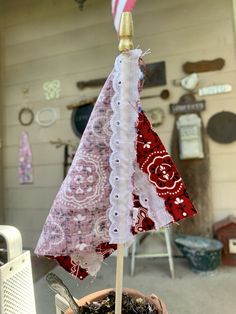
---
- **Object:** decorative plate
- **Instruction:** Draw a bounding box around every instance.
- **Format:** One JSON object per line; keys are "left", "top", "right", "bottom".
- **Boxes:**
{"left": 35, "top": 107, "right": 58, "bottom": 127}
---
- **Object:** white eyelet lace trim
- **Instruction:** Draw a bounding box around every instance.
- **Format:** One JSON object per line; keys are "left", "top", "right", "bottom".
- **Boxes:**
{"left": 134, "top": 164, "right": 174, "bottom": 228}
{"left": 109, "top": 49, "right": 142, "bottom": 244}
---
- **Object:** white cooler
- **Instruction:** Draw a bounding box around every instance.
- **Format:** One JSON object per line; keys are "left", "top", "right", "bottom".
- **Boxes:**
{"left": 0, "top": 225, "right": 36, "bottom": 314}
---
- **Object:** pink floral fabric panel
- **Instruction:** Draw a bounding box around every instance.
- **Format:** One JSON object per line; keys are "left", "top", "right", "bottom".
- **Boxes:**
{"left": 19, "top": 131, "right": 33, "bottom": 184}
{"left": 35, "top": 73, "right": 115, "bottom": 273}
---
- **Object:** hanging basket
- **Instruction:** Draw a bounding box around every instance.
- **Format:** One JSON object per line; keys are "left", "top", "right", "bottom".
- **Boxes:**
{"left": 175, "top": 235, "right": 223, "bottom": 272}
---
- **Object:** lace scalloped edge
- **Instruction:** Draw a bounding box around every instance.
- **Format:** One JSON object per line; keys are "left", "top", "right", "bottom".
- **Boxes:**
{"left": 108, "top": 49, "right": 143, "bottom": 244}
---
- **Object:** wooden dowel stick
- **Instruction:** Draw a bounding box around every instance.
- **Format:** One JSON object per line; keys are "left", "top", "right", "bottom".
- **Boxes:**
{"left": 115, "top": 244, "right": 125, "bottom": 314}
{"left": 114, "top": 12, "right": 134, "bottom": 314}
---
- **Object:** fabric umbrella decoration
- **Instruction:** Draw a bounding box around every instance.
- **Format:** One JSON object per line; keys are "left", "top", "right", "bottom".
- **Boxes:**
{"left": 35, "top": 7, "right": 197, "bottom": 285}
{"left": 35, "top": 51, "right": 197, "bottom": 279}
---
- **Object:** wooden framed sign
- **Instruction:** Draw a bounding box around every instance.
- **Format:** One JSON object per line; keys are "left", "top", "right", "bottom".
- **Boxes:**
{"left": 77, "top": 61, "right": 167, "bottom": 90}
{"left": 170, "top": 101, "right": 205, "bottom": 114}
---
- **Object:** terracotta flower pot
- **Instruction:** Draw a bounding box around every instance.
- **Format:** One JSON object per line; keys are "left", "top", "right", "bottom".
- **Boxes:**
{"left": 65, "top": 287, "right": 168, "bottom": 314}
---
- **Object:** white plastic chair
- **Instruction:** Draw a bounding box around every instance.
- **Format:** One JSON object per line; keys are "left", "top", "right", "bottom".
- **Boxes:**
{"left": 55, "top": 293, "right": 70, "bottom": 314}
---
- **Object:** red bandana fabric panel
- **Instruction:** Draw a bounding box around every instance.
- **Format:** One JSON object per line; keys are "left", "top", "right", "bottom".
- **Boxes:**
{"left": 51, "top": 243, "right": 118, "bottom": 280}
{"left": 136, "top": 111, "right": 197, "bottom": 222}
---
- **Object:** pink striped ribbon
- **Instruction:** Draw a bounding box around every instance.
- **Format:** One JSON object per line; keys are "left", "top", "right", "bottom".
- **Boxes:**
{"left": 112, "top": 0, "right": 137, "bottom": 31}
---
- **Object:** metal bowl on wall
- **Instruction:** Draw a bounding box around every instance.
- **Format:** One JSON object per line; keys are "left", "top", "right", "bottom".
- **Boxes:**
{"left": 71, "top": 102, "right": 94, "bottom": 138}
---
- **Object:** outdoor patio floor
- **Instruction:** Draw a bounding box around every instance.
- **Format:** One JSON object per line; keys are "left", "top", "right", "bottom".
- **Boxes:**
{"left": 34, "top": 256, "right": 236, "bottom": 314}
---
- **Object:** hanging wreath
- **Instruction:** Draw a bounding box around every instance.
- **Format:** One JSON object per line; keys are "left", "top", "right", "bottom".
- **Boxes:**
{"left": 18, "top": 108, "right": 34, "bottom": 126}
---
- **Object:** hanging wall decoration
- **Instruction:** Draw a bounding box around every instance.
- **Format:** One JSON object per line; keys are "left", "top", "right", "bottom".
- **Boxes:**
{"left": 198, "top": 84, "right": 232, "bottom": 97}
{"left": 67, "top": 98, "right": 96, "bottom": 138}
{"left": 141, "top": 89, "right": 170, "bottom": 100}
{"left": 18, "top": 131, "right": 33, "bottom": 184}
{"left": 18, "top": 108, "right": 34, "bottom": 126}
{"left": 173, "top": 73, "right": 199, "bottom": 91}
{"left": 170, "top": 94, "right": 206, "bottom": 160}
{"left": 35, "top": 107, "right": 59, "bottom": 127}
{"left": 169, "top": 94, "right": 205, "bottom": 114}
{"left": 146, "top": 107, "right": 164, "bottom": 127}
{"left": 176, "top": 113, "right": 204, "bottom": 160}
{"left": 207, "top": 111, "right": 236, "bottom": 143}
{"left": 43, "top": 80, "right": 61, "bottom": 100}
{"left": 50, "top": 139, "right": 78, "bottom": 178}
{"left": 18, "top": 87, "right": 34, "bottom": 126}
{"left": 76, "top": 61, "right": 166, "bottom": 90}
{"left": 142, "top": 61, "right": 166, "bottom": 87}
{"left": 67, "top": 97, "right": 97, "bottom": 138}
{"left": 74, "top": 0, "right": 87, "bottom": 10}
{"left": 183, "top": 58, "right": 225, "bottom": 74}
{"left": 170, "top": 94, "right": 212, "bottom": 236}
{"left": 71, "top": 103, "right": 94, "bottom": 138}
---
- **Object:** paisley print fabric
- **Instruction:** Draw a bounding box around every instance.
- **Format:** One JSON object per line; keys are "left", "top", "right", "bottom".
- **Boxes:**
{"left": 137, "top": 111, "right": 197, "bottom": 221}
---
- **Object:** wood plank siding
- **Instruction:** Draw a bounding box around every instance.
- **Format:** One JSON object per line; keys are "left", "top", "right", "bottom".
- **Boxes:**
{"left": 0, "top": 0, "right": 236, "bottom": 247}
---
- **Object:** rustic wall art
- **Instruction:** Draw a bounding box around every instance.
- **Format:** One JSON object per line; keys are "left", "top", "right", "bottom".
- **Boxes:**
{"left": 67, "top": 98, "right": 96, "bottom": 138}
{"left": 207, "top": 111, "right": 236, "bottom": 143}
{"left": 71, "top": 102, "right": 94, "bottom": 138}
{"left": 183, "top": 58, "right": 225, "bottom": 74}
{"left": 176, "top": 113, "right": 204, "bottom": 160}
{"left": 76, "top": 61, "right": 167, "bottom": 90}
{"left": 145, "top": 107, "right": 164, "bottom": 127}
{"left": 169, "top": 94, "right": 205, "bottom": 114}
{"left": 198, "top": 84, "right": 232, "bottom": 96}
{"left": 141, "top": 89, "right": 170, "bottom": 100}
{"left": 173, "top": 73, "right": 199, "bottom": 91}
{"left": 43, "top": 80, "right": 61, "bottom": 100}
{"left": 35, "top": 107, "right": 59, "bottom": 127}
{"left": 18, "top": 108, "right": 34, "bottom": 126}
{"left": 142, "top": 61, "right": 166, "bottom": 87}
{"left": 170, "top": 94, "right": 212, "bottom": 236}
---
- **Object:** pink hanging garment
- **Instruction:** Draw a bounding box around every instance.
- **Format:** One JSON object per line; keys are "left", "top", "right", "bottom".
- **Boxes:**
{"left": 19, "top": 131, "right": 33, "bottom": 184}
{"left": 35, "top": 50, "right": 197, "bottom": 279}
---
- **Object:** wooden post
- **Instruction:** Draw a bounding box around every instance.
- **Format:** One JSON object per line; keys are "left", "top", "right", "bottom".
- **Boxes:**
{"left": 115, "top": 12, "right": 134, "bottom": 314}
{"left": 232, "top": 0, "right": 236, "bottom": 37}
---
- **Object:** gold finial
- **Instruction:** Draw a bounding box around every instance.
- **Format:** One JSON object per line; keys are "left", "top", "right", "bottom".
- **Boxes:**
{"left": 118, "top": 12, "right": 134, "bottom": 52}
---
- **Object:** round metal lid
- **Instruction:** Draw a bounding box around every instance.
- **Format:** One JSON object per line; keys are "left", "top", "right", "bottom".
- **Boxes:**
{"left": 207, "top": 111, "right": 236, "bottom": 143}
